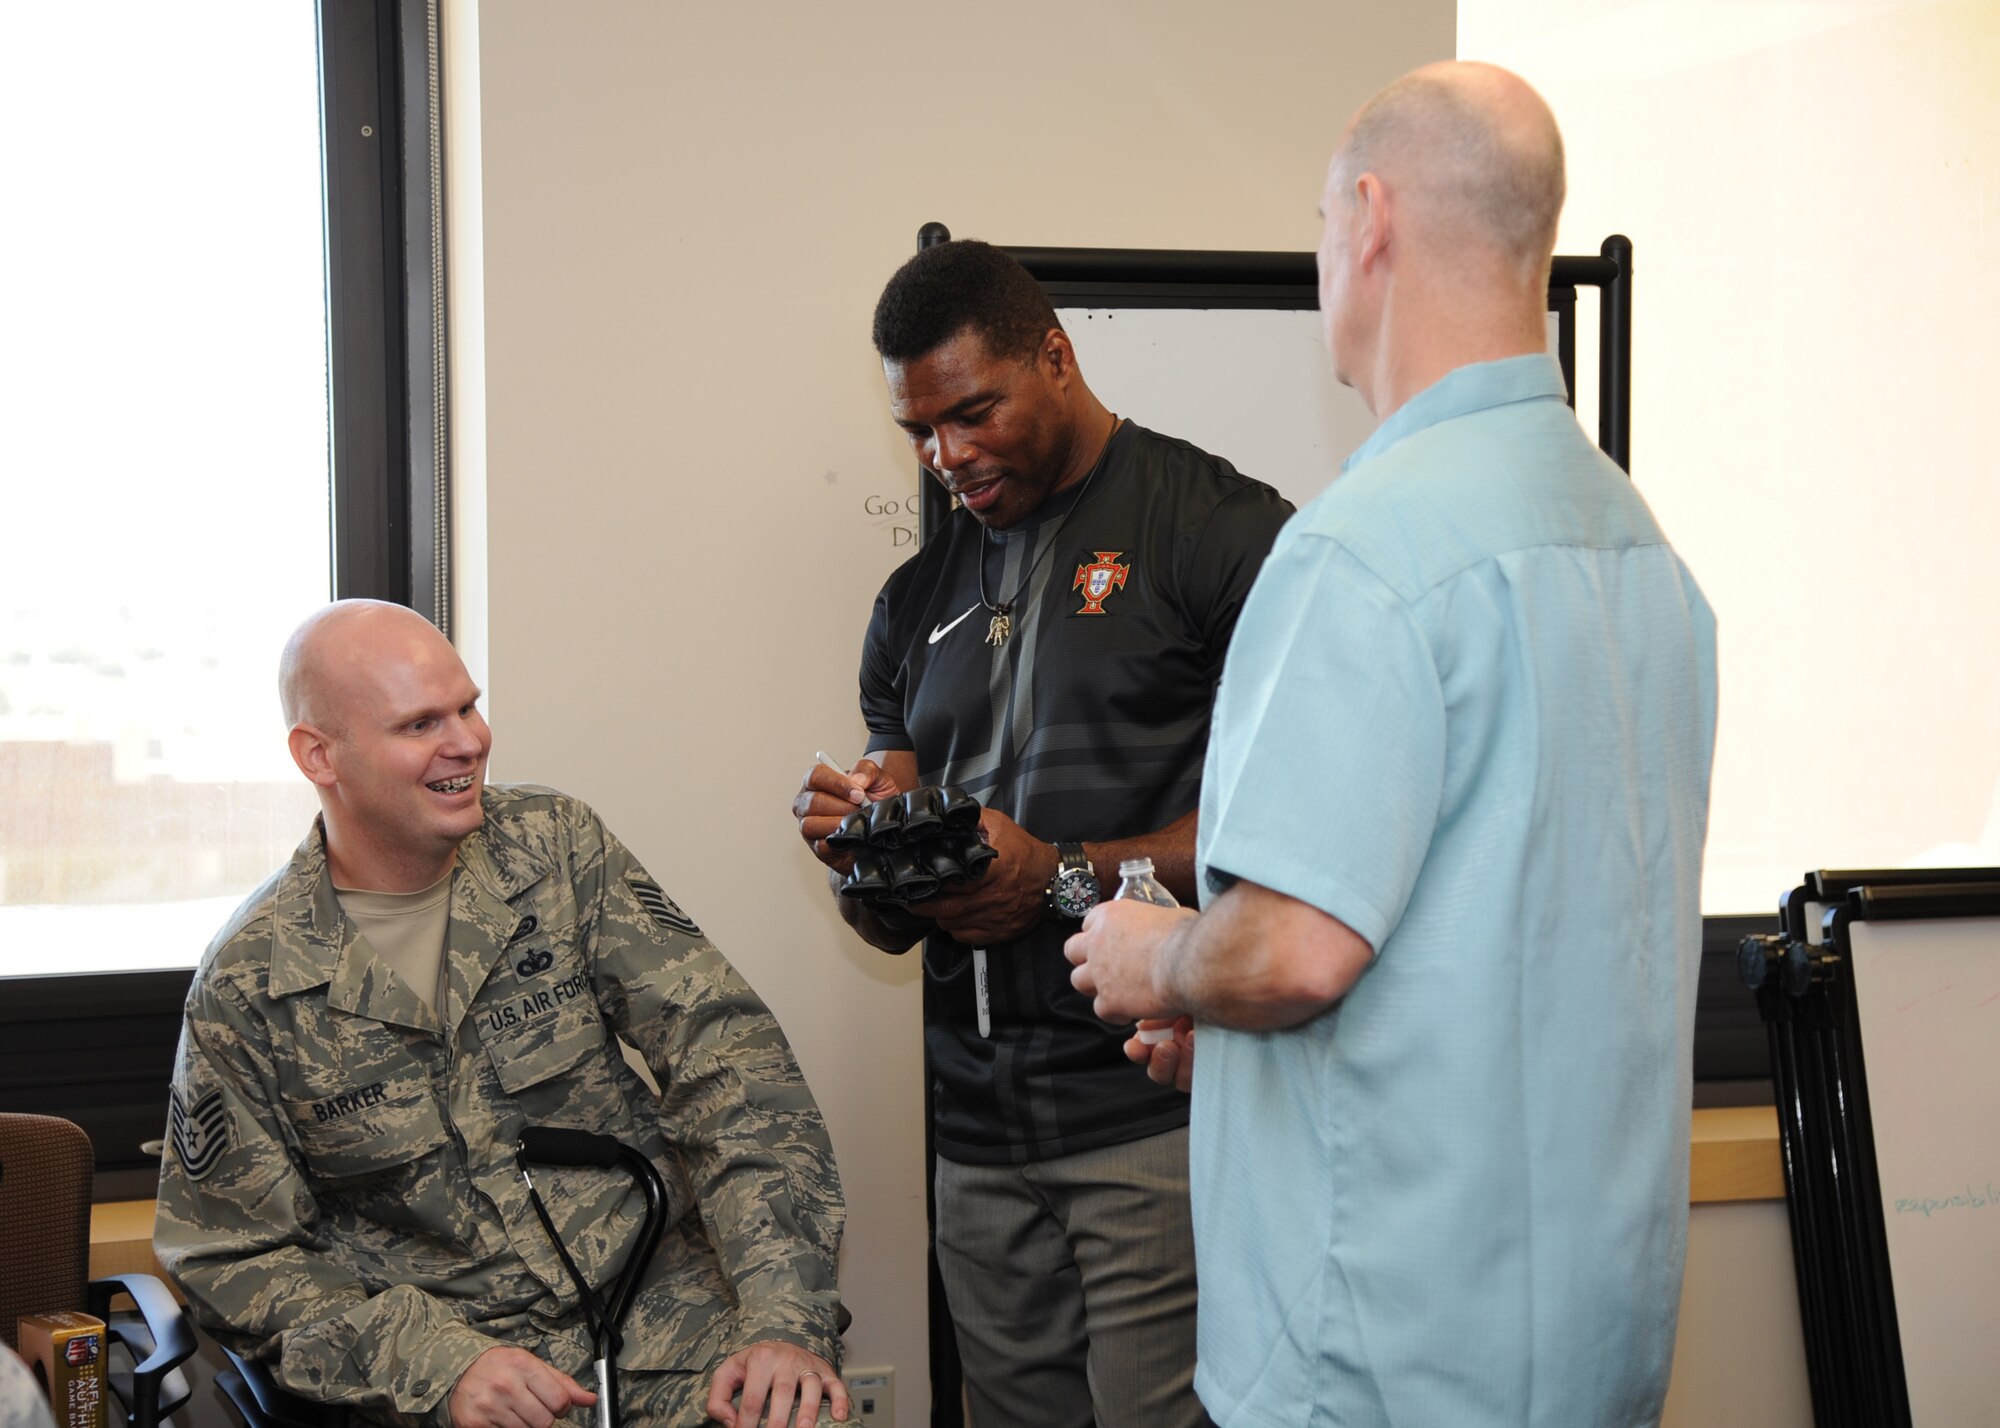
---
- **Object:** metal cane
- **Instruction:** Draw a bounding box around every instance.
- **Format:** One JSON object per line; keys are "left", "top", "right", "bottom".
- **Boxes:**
{"left": 518, "top": 1127, "right": 670, "bottom": 1428}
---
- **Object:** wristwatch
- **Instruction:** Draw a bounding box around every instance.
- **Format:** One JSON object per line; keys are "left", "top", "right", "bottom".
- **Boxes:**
{"left": 1045, "top": 842, "right": 1101, "bottom": 920}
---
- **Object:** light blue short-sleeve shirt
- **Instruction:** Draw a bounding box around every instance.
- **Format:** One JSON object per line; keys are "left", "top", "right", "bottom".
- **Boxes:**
{"left": 1192, "top": 354, "right": 1718, "bottom": 1428}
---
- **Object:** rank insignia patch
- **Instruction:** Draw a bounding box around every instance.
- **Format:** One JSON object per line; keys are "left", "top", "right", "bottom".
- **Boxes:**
{"left": 628, "top": 874, "right": 702, "bottom": 938}
{"left": 170, "top": 1087, "right": 232, "bottom": 1182}
{"left": 1072, "top": 551, "right": 1131, "bottom": 615}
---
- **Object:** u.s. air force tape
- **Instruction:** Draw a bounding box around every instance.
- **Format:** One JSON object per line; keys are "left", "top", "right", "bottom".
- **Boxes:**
{"left": 170, "top": 1087, "right": 232, "bottom": 1182}
{"left": 627, "top": 874, "right": 702, "bottom": 938}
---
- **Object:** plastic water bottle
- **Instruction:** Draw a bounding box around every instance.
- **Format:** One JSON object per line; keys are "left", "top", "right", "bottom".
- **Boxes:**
{"left": 1114, "top": 857, "right": 1179, "bottom": 908}
{"left": 1114, "top": 858, "right": 1180, "bottom": 1044}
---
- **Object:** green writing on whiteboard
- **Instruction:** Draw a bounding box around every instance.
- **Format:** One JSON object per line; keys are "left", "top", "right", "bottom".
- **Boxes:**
{"left": 1894, "top": 1184, "right": 2000, "bottom": 1218}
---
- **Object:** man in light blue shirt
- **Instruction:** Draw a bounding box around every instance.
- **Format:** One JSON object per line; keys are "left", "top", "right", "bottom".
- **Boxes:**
{"left": 1066, "top": 61, "right": 1717, "bottom": 1427}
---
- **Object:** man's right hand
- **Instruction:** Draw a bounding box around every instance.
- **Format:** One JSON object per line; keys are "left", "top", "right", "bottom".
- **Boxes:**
{"left": 448, "top": 1346, "right": 596, "bottom": 1428}
{"left": 791, "top": 757, "right": 900, "bottom": 870}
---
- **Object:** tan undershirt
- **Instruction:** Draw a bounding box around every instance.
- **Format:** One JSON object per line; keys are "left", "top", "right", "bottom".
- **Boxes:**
{"left": 335, "top": 870, "right": 454, "bottom": 1016}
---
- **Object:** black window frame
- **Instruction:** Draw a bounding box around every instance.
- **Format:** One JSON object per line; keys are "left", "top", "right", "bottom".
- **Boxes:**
{"left": 0, "top": 0, "right": 449, "bottom": 1200}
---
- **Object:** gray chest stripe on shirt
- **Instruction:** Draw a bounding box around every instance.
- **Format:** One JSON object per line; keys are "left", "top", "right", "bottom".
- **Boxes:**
{"left": 988, "top": 947, "right": 1063, "bottom": 1152}
{"left": 929, "top": 524, "right": 1066, "bottom": 798}
{"left": 957, "top": 525, "right": 1079, "bottom": 1152}
{"left": 923, "top": 722, "right": 1213, "bottom": 785}
{"left": 978, "top": 534, "right": 1028, "bottom": 788}
{"left": 1007, "top": 531, "right": 1065, "bottom": 767}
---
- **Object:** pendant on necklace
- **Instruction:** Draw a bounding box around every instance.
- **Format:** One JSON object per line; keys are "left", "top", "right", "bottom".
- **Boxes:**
{"left": 986, "top": 608, "right": 1012, "bottom": 646}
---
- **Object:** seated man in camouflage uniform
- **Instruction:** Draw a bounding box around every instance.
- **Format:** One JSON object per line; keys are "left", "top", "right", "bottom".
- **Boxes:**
{"left": 156, "top": 600, "right": 849, "bottom": 1428}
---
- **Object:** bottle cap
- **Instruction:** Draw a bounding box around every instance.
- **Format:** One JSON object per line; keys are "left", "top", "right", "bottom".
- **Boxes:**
{"left": 1118, "top": 857, "right": 1155, "bottom": 878}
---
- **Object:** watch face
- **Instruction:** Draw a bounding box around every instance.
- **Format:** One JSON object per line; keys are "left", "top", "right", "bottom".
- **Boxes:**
{"left": 1053, "top": 868, "right": 1100, "bottom": 920}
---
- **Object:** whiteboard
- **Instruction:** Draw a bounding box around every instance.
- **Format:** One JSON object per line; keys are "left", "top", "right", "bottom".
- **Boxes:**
{"left": 1058, "top": 306, "right": 1372, "bottom": 511}
{"left": 1060, "top": 306, "right": 1569, "bottom": 514}
{"left": 1848, "top": 915, "right": 2000, "bottom": 1424}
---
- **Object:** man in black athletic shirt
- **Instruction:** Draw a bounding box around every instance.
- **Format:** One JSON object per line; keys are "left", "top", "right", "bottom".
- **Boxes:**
{"left": 792, "top": 240, "right": 1290, "bottom": 1428}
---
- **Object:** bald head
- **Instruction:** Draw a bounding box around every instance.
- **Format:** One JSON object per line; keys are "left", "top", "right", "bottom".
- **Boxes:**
{"left": 1334, "top": 61, "right": 1564, "bottom": 284}
{"left": 278, "top": 600, "right": 491, "bottom": 889}
{"left": 279, "top": 600, "right": 456, "bottom": 735}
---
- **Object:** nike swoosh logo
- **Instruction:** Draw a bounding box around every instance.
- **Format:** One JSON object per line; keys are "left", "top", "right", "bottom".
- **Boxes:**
{"left": 929, "top": 604, "right": 979, "bottom": 644}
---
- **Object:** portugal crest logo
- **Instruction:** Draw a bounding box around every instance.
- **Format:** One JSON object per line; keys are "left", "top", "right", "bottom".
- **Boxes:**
{"left": 1072, "top": 551, "right": 1130, "bottom": 615}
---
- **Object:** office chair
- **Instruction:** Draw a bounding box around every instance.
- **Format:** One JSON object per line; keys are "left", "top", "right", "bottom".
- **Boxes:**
{"left": 213, "top": 1348, "right": 346, "bottom": 1428}
{"left": 0, "top": 1113, "right": 197, "bottom": 1428}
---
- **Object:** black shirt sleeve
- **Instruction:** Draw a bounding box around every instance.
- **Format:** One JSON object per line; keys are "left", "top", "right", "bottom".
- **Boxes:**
{"left": 1182, "top": 480, "right": 1295, "bottom": 658}
{"left": 858, "top": 579, "right": 911, "bottom": 752}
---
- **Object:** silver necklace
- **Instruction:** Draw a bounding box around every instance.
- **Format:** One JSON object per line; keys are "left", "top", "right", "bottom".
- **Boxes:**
{"left": 975, "top": 419, "right": 1117, "bottom": 647}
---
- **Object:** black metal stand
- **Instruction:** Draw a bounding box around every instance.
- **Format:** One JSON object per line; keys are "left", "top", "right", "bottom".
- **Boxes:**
{"left": 1740, "top": 869, "right": 2000, "bottom": 1427}
{"left": 910, "top": 223, "right": 1634, "bottom": 548}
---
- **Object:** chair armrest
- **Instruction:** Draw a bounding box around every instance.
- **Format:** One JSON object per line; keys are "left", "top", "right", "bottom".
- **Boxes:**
{"left": 87, "top": 1274, "right": 197, "bottom": 1377}
{"left": 220, "top": 1346, "right": 349, "bottom": 1428}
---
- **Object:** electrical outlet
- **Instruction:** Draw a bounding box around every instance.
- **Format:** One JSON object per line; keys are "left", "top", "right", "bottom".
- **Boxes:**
{"left": 843, "top": 1367, "right": 894, "bottom": 1428}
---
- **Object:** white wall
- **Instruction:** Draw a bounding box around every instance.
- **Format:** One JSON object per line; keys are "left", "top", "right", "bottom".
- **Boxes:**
{"left": 451, "top": 2, "right": 1453, "bottom": 1417}
{"left": 1664, "top": 1202, "right": 1813, "bottom": 1428}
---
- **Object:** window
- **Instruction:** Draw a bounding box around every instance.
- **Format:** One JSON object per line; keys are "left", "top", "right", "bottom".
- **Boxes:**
{"left": 0, "top": 0, "right": 447, "bottom": 1193}
{"left": 1, "top": 4, "right": 328, "bottom": 977}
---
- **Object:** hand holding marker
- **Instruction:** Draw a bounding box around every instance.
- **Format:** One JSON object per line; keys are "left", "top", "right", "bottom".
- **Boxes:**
{"left": 818, "top": 749, "right": 993, "bottom": 1037}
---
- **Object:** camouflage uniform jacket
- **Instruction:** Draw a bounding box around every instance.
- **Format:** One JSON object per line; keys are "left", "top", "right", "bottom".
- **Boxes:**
{"left": 154, "top": 786, "right": 845, "bottom": 1425}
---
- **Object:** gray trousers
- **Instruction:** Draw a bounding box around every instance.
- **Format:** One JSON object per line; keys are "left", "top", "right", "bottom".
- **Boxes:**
{"left": 934, "top": 1126, "right": 1212, "bottom": 1428}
